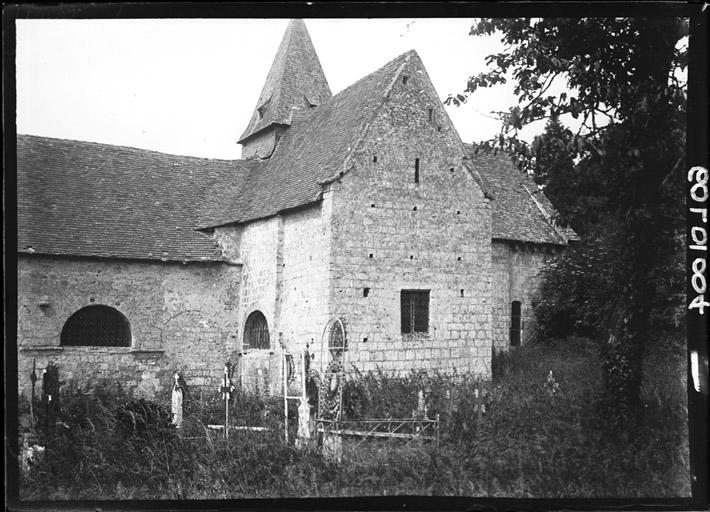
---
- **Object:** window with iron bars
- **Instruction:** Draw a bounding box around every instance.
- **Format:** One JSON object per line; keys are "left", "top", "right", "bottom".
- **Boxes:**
{"left": 401, "top": 290, "right": 430, "bottom": 334}
{"left": 60, "top": 305, "right": 131, "bottom": 347}
{"left": 243, "top": 310, "right": 270, "bottom": 350}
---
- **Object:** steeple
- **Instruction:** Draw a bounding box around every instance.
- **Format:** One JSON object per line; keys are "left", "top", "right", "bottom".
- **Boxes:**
{"left": 239, "top": 19, "right": 332, "bottom": 159}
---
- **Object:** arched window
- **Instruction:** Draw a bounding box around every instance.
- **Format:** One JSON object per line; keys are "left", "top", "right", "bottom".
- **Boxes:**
{"left": 61, "top": 305, "right": 131, "bottom": 347}
{"left": 327, "top": 317, "right": 347, "bottom": 352}
{"left": 510, "top": 301, "right": 522, "bottom": 346}
{"left": 243, "top": 311, "right": 270, "bottom": 350}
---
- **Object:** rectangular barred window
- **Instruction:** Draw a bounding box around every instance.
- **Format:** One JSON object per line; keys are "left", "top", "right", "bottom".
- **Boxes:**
{"left": 401, "top": 290, "right": 430, "bottom": 334}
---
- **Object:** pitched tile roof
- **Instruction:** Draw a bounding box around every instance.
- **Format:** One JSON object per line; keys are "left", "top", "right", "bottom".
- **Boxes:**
{"left": 466, "top": 144, "right": 578, "bottom": 245}
{"left": 238, "top": 19, "right": 332, "bottom": 143}
{"left": 17, "top": 41, "right": 571, "bottom": 262}
{"left": 17, "top": 50, "right": 461, "bottom": 259}
{"left": 200, "top": 50, "right": 417, "bottom": 227}
{"left": 16, "top": 134, "right": 248, "bottom": 262}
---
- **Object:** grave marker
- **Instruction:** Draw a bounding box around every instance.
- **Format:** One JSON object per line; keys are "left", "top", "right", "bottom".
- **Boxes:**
{"left": 171, "top": 372, "right": 186, "bottom": 428}
{"left": 219, "top": 364, "right": 235, "bottom": 438}
{"left": 42, "top": 362, "right": 61, "bottom": 431}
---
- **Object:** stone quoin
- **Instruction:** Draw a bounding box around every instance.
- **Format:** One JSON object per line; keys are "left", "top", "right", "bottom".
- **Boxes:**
{"left": 16, "top": 19, "right": 577, "bottom": 397}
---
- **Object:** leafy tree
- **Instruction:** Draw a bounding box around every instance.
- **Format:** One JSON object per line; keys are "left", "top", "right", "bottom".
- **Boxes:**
{"left": 449, "top": 18, "right": 688, "bottom": 413}
{"left": 533, "top": 239, "right": 616, "bottom": 340}
{"left": 531, "top": 116, "right": 573, "bottom": 213}
{"left": 530, "top": 115, "right": 605, "bottom": 235}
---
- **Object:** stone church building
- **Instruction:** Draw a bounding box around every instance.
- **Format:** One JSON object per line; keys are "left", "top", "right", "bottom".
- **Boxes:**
{"left": 16, "top": 20, "right": 576, "bottom": 397}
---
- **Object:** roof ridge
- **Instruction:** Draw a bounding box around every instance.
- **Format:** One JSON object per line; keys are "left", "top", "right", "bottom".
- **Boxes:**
{"left": 327, "top": 50, "right": 415, "bottom": 105}
{"left": 468, "top": 147, "right": 576, "bottom": 245}
{"left": 17, "top": 135, "right": 247, "bottom": 261}
{"left": 238, "top": 19, "right": 332, "bottom": 143}
{"left": 521, "top": 183, "right": 568, "bottom": 244}
{"left": 17, "top": 133, "right": 242, "bottom": 163}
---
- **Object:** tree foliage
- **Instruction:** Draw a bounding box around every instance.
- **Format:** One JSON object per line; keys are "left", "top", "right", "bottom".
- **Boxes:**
{"left": 451, "top": 18, "right": 688, "bottom": 411}
{"left": 533, "top": 239, "right": 617, "bottom": 339}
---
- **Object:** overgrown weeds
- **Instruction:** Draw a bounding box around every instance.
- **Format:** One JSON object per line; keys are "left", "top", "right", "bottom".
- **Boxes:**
{"left": 20, "top": 335, "right": 689, "bottom": 499}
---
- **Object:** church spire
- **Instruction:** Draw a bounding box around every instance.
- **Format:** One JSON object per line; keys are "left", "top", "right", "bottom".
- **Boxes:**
{"left": 239, "top": 19, "right": 332, "bottom": 159}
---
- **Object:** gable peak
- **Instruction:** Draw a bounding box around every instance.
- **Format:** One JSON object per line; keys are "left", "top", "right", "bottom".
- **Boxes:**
{"left": 238, "top": 19, "right": 332, "bottom": 148}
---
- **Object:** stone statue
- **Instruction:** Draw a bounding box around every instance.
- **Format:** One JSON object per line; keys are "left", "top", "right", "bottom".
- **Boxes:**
{"left": 296, "top": 398, "right": 313, "bottom": 447}
{"left": 42, "top": 362, "right": 61, "bottom": 430}
{"left": 171, "top": 372, "right": 187, "bottom": 428}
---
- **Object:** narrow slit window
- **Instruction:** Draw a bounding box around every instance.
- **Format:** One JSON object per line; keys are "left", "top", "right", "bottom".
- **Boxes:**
{"left": 414, "top": 158, "right": 420, "bottom": 184}
{"left": 510, "top": 301, "right": 522, "bottom": 346}
{"left": 428, "top": 108, "right": 434, "bottom": 122}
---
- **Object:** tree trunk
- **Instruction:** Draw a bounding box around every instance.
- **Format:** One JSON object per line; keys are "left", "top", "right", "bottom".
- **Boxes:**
{"left": 601, "top": 272, "right": 653, "bottom": 413}
{"left": 598, "top": 19, "right": 684, "bottom": 414}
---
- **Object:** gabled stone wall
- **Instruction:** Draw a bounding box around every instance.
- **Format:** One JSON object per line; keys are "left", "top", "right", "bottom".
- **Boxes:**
{"left": 214, "top": 202, "right": 331, "bottom": 394}
{"left": 327, "top": 56, "right": 493, "bottom": 377}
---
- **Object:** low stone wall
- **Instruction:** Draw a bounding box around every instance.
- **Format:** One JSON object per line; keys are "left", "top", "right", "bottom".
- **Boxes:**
{"left": 17, "top": 255, "right": 241, "bottom": 398}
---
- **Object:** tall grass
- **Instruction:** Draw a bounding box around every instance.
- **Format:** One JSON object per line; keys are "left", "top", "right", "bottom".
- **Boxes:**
{"left": 20, "top": 335, "right": 690, "bottom": 499}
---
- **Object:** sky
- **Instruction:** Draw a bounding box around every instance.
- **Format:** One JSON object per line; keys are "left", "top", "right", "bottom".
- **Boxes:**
{"left": 16, "top": 18, "right": 545, "bottom": 160}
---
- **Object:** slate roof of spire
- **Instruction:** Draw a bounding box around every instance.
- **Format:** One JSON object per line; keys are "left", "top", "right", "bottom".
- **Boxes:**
{"left": 467, "top": 144, "right": 579, "bottom": 245}
{"left": 238, "top": 19, "right": 332, "bottom": 143}
{"left": 16, "top": 134, "right": 248, "bottom": 262}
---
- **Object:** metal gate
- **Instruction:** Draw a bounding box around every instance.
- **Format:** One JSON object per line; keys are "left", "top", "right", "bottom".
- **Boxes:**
{"left": 317, "top": 317, "right": 347, "bottom": 422}
{"left": 282, "top": 349, "right": 308, "bottom": 444}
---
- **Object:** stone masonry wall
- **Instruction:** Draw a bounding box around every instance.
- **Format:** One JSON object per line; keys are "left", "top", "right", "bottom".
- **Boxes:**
{"left": 216, "top": 219, "right": 280, "bottom": 394}
{"left": 216, "top": 202, "right": 332, "bottom": 393}
{"left": 328, "top": 57, "right": 493, "bottom": 377}
{"left": 17, "top": 255, "right": 241, "bottom": 398}
{"left": 279, "top": 202, "right": 332, "bottom": 356}
{"left": 491, "top": 241, "right": 559, "bottom": 349}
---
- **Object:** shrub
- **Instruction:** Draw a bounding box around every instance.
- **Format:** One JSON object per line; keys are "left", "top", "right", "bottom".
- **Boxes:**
{"left": 533, "top": 239, "right": 617, "bottom": 340}
{"left": 115, "top": 398, "right": 174, "bottom": 439}
{"left": 20, "top": 336, "right": 689, "bottom": 499}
